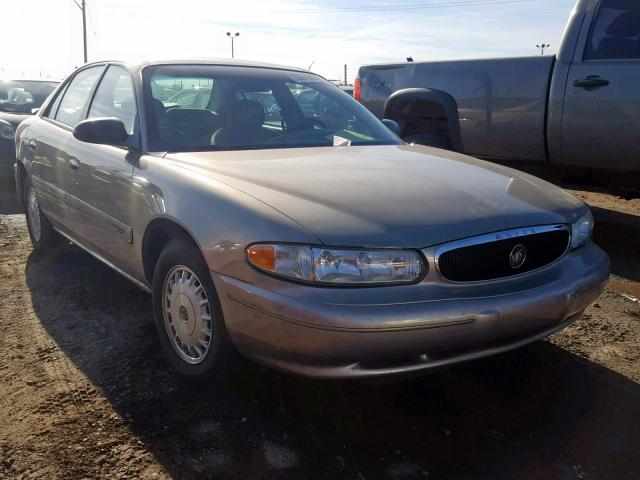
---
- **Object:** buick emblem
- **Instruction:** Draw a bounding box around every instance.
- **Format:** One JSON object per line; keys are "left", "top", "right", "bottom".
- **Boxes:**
{"left": 509, "top": 244, "right": 527, "bottom": 269}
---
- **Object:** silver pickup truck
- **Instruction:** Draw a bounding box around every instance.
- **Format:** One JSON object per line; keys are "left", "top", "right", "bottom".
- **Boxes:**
{"left": 356, "top": 0, "right": 639, "bottom": 173}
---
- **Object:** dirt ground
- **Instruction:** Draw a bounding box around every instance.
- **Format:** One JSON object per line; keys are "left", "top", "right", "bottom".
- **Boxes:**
{"left": 1, "top": 189, "right": 640, "bottom": 479}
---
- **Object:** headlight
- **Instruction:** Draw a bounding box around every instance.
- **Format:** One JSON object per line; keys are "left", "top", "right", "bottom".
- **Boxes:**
{"left": 570, "top": 209, "right": 594, "bottom": 249}
{"left": 246, "top": 243, "right": 425, "bottom": 285}
{"left": 0, "top": 122, "right": 14, "bottom": 140}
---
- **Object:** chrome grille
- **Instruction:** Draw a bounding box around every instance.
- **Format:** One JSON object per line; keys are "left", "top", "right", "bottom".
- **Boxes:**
{"left": 435, "top": 225, "right": 570, "bottom": 282}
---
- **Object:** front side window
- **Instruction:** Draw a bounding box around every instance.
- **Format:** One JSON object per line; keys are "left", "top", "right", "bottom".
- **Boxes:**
{"left": 88, "top": 65, "right": 137, "bottom": 134}
{"left": 55, "top": 66, "right": 104, "bottom": 127}
{"left": 144, "top": 65, "right": 399, "bottom": 152}
{"left": 585, "top": 0, "right": 640, "bottom": 60}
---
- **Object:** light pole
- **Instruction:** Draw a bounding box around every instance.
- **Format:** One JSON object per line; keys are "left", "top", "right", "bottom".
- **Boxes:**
{"left": 72, "top": 0, "right": 88, "bottom": 63}
{"left": 227, "top": 32, "right": 240, "bottom": 58}
{"left": 536, "top": 43, "right": 550, "bottom": 56}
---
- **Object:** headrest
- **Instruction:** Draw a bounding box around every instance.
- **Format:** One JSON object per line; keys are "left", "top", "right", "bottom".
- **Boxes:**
{"left": 229, "top": 100, "right": 265, "bottom": 129}
{"left": 607, "top": 11, "right": 640, "bottom": 37}
{"left": 152, "top": 98, "right": 166, "bottom": 114}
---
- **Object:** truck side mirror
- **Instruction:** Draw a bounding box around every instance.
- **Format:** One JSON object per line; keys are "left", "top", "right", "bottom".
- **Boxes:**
{"left": 381, "top": 119, "right": 400, "bottom": 136}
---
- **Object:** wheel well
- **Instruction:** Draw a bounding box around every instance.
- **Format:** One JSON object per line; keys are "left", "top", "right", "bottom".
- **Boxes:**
{"left": 399, "top": 100, "right": 450, "bottom": 139}
{"left": 142, "top": 219, "right": 198, "bottom": 284}
{"left": 383, "top": 88, "right": 463, "bottom": 151}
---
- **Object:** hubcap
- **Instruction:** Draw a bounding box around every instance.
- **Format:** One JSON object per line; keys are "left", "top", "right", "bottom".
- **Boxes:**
{"left": 27, "top": 187, "right": 41, "bottom": 242}
{"left": 162, "top": 266, "right": 213, "bottom": 364}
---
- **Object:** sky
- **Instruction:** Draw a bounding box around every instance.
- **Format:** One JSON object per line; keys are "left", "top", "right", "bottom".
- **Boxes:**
{"left": 1, "top": 0, "right": 576, "bottom": 83}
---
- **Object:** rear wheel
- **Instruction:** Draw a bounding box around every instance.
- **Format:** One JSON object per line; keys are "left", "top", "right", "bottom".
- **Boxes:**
{"left": 23, "top": 177, "right": 60, "bottom": 251}
{"left": 152, "top": 237, "right": 235, "bottom": 378}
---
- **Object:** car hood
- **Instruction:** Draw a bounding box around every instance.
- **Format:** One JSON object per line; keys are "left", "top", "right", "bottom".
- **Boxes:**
{"left": 0, "top": 111, "right": 31, "bottom": 127}
{"left": 165, "top": 145, "right": 586, "bottom": 248}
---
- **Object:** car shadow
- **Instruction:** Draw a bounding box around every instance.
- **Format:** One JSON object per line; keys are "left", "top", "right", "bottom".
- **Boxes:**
{"left": 593, "top": 215, "right": 640, "bottom": 284}
{"left": 0, "top": 175, "right": 21, "bottom": 214}
{"left": 25, "top": 246, "right": 640, "bottom": 479}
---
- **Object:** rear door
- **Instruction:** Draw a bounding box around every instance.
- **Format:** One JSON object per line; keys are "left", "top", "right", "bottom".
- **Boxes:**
{"left": 27, "top": 65, "right": 104, "bottom": 227}
{"left": 65, "top": 64, "right": 138, "bottom": 270}
{"left": 561, "top": 0, "right": 640, "bottom": 171}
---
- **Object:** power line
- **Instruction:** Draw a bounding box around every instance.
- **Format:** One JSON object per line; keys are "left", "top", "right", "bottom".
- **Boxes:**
{"left": 93, "top": 0, "right": 533, "bottom": 13}
{"left": 277, "top": 0, "right": 533, "bottom": 13}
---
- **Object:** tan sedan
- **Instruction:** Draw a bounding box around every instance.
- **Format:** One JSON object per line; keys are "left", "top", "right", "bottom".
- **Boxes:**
{"left": 15, "top": 59, "right": 609, "bottom": 378}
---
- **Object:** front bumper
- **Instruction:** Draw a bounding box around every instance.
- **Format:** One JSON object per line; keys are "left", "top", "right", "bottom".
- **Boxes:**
{"left": 212, "top": 241, "right": 610, "bottom": 378}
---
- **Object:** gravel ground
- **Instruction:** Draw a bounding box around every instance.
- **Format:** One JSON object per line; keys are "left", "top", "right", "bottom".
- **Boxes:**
{"left": 1, "top": 193, "right": 639, "bottom": 479}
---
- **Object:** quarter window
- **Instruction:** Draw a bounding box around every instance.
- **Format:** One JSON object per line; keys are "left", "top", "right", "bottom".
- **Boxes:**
{"left": 585, "top": 0, "right": 640, "bottom": 60}
{"left": 54, "top": 66, "right": 104, "bottom": 127}
{"left": 88, "top": 65, "right": 137, "bottom": 134}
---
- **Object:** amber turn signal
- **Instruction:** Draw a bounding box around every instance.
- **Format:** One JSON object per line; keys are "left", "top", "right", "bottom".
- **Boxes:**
{"left": 246, "top": 244, "right": 276, "bottom": 271}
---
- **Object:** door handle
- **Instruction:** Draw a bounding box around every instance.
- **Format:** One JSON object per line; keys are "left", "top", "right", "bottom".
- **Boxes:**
{"left": 574, "top": 75, "right": 610, "bottom": 90}
{"left": 28, "top": 139, "right": 37, "bottom": 150}
{"left": 68, "top": 158, "right": 80, "bottom": 171}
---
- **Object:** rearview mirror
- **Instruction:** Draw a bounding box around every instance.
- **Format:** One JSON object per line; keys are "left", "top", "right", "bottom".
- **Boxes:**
{"left": 73, "top": 117, "right": 129, "bottom": 146}
{"left": 381, "top": 118, "right": 400, "bottom": 136}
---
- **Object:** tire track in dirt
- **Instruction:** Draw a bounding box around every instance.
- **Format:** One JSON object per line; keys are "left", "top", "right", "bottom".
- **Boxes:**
{"left": 0, "top": 216, "right": 167, "bottom": 479}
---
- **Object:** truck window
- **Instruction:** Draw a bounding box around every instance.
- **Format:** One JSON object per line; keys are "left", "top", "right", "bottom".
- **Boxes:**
{"left": 584, "top": 0, "right": 640, "bottom": 60}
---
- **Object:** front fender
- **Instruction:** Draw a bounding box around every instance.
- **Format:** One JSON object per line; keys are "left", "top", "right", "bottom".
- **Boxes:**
{"left": 132, "top": 154, "right": 321, "bottom": 284}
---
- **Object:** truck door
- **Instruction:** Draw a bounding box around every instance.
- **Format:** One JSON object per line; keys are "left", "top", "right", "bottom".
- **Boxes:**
{"left": 561, "top": 0, "right": 640, "bottom": 172}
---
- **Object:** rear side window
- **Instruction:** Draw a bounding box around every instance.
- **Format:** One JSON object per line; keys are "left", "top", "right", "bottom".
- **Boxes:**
{"left": 54, "top": 66, "right": 104, "bottom": 127}
{"left": 88, "top": 65, "right": 137, "bottom": 134}
{"left": 585, "top": 0, "right": 640, "bottom": 60}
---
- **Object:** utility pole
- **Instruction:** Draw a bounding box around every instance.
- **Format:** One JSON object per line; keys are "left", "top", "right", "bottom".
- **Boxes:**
{"left": 536, "top": 43, "right": 550, "bottom": 56}
{"left": 344, "top": 64, "right": 347, "bottom": 86}
{"left": 227, "top": 32, "right": 240, "bottom": 58}
{"left": 73, "top": 0, "right": 88, "bottom": 63}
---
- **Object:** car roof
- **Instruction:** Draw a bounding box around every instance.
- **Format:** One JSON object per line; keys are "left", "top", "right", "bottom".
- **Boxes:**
{"left": 83, "top": 58, "right": 319, "bottom": 77}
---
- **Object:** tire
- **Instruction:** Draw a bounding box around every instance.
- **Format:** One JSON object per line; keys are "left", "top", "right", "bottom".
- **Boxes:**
{"left": 403, "top": 132, "right": 452, "bottom": 150}
{"left": 23, "top": 177, "right": 60, "bottom": 251}
{"left": 152, "top": 236, "right": 235, "bottom": 378}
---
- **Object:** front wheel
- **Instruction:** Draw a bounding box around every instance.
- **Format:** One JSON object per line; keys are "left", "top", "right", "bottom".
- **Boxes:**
{"left": 23, "top": 177, "right": 61, "bottom": 251}
{"left": 152, "top": 237, "right": 235, "bottom": 378}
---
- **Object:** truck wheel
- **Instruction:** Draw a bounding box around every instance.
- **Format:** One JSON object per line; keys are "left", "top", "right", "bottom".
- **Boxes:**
{"left": 152, "top": 236, "right": 235, "bottom": 379}
{"left": 23, "top": 177, "right": 61, "bottom": 251}
{"left": 404, "top": 133, "right": 452, "bottom": 150}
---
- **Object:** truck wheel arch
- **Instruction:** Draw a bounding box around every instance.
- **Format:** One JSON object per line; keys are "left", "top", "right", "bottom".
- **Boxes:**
{"left": 383, "top": 88, "right": 463, "bottom": 152}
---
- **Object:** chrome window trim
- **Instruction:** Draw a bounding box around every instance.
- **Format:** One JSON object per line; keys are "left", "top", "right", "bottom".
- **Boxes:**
{"left": 431, "top": 224, "right": 571, "bottom": 283}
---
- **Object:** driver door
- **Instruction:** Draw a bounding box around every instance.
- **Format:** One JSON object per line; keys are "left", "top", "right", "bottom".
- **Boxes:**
{"left": 560, "top": 0, "right": 640, "bottom": 171}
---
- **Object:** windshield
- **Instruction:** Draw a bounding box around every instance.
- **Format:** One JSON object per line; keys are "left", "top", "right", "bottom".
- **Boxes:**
{"left": 0, "top": 80, "right": 58, "bottom": 113}
{"left": 143, "top": 65, "right": 400, "bottom": 152}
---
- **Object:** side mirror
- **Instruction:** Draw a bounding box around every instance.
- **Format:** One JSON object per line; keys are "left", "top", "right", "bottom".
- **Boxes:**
{"left": 73, "top": 117, "right": 129, "bottom": 146}
{"left": 381, "top": 118, "right": 401, "bottom": 136}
